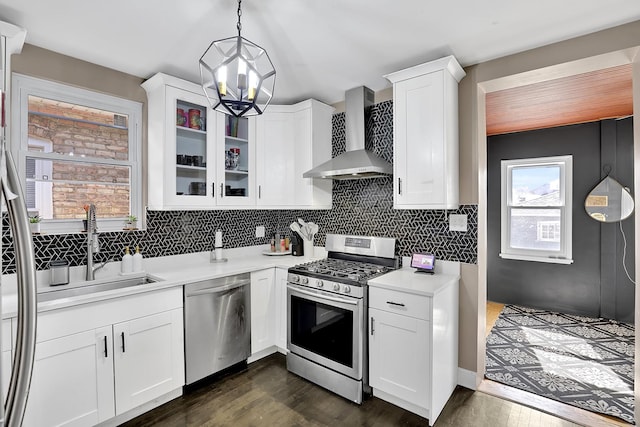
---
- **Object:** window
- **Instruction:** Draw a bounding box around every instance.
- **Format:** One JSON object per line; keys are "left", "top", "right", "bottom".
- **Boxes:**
{"left": 12, "top": 74, "right": 142, "bottom": 233}
{"left": 500, "top": 155, "right": 573, "bottom": 264}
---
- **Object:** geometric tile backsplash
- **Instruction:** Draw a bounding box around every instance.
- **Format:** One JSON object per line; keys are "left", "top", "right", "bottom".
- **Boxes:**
{"left": 2, "top": 100, "right": 478, "bottom": 274}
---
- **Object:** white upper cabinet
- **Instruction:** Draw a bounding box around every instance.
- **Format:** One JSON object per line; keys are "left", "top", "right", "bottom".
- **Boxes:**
{"left": 255, "top": 108, "right": 293, "bottom": 207}
{"left": 256, "top": 99, "right": 333, "bottom": 209}
{"left": 143, "top": 74, "right": 218, "bottom": 209}
{"left": 143, "top": 73, "right": 332, "bottom": 210}
{"left": 143, "top": 73, "right": 257, "bottom": 210}
{"left": 385, "top": 56, "right": 465, "bottom": 209}
{"left": 216, "top": 113, "right": 256, "bottom": 206}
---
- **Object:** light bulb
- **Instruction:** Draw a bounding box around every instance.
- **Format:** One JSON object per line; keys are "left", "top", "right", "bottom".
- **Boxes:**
{"left": 237, "top": 59, "right": 247, "bottom": 90}
{"left": 248, "top": 71, "right": 258, "bottom": 100}
{"left": 217, "top": 66, "right": 227, "bottom": 96}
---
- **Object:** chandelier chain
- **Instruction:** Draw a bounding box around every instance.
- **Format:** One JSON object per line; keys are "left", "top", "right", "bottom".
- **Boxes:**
{"left": 237, "top": 0, "right": 242, "bottom": 34}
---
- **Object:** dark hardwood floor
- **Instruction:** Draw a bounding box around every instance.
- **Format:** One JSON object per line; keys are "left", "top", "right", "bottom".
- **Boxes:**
{"left": 122, "top": 353, "right": 581, "bottom": 427}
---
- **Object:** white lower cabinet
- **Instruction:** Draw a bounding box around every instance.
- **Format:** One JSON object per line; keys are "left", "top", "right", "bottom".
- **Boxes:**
{"left": 250, "top": 269, "right": 275, "bottom": 357}
{"left": 369, "top": 308, "right": 430, "bottom": 406}
{"left": 23, "top": 326, "right": 115, "bottom": 426}
{"left": 274, "top": 268, "right": 288, "bottom": 352}
{"left": 23, "top": 287, "right": 184, "bottom": 426}
{"left": 113, "top": 309, "right": 184, "bottom": 414}
{"left": 368, "top": 271, "right": 459, "bottom": 426}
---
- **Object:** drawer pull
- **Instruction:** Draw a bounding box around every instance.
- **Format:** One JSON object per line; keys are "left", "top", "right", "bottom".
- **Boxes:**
{"left": 386, "top": 301, "right": 406, "bottom": 307}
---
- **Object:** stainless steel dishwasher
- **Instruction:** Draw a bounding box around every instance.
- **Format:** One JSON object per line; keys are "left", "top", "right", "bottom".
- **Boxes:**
{"left": 184, "top": 273, "right": 251, "bottom": 384}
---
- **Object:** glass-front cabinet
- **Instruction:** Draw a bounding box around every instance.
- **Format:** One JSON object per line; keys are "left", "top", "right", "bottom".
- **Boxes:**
{"left": 144, "top": 73, "right": 330, "bottom": 211}
{"left": 144, "top": 73, "right": 255, "bottom": 209}
{"left": 216, "top": 114, "right": 255, "bottom": 206}
{"left": 166, "top": 86, "right": 216, "bottom": 208}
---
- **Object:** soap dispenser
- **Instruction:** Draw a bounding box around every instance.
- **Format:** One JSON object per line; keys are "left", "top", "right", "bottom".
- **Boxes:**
{"left": 121, "top": 246, "right": 133, "bottom": 274}
{"left": 132, "top": 246, "right": 143, "bottom": 272}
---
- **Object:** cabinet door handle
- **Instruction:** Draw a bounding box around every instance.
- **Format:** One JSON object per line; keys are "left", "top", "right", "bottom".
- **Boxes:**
{"left": 121, "top": 332, "right": 126, "bottom": 353}
{"left": 370, "top": 317, "right": 375, "bottom": 335}
{"left": 220, "top": 183, "right": 224, "bottom": 198}
{"left": 398, "top": 178, "right": 402, "bottom": 195}
{"left": 212, "top": 182, "right": 215, "bottom": 198}
{"left": 258, "top": 185, "right": 261, "bottom": 199}
{"left": 386, "top": 301, "right": 406, "bottom": 307}
{"left": 103, "top": 335, "right": 108, "bottom": 358}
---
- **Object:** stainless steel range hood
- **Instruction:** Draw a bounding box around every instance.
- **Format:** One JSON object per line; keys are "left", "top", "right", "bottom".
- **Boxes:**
{"left": 303, "top": 86, "right": 392, "bottom": 180}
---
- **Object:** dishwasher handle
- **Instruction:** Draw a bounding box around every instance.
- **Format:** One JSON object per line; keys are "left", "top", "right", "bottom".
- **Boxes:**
{"left": 186, "top": 279, "right": 251, "bottom": 297}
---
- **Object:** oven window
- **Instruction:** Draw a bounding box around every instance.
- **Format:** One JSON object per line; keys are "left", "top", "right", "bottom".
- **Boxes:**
{"left": 290, "top": 295, "right": 353, "bottom": 367}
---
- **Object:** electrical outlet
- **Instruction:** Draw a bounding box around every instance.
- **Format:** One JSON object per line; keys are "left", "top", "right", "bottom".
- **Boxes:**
{"left": 256, "top": 226, "right": 265, "bottom": 238}
{"left": 449, "top": 214, "right": 467, "bottom": 232}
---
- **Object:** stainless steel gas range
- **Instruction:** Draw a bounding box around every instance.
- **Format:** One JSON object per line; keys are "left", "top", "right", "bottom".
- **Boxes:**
{"left": 286, "top": 234, "right": 397, "bottom": 404}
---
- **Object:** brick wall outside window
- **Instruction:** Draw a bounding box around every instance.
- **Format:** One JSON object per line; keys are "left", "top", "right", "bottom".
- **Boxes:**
{"left": 27, "top": 98, "right": 130, "bottom": 219}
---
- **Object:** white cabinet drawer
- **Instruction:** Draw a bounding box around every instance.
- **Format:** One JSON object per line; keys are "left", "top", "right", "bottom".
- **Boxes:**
{"left": 369, "top": 287, "right": 431, "bottom": 321}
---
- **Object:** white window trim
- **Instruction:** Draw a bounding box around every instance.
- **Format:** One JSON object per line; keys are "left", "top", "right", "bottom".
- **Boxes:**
{"left": 26, "top": 137, "right": 53, "bottom": 219}
{"left": 499, "top": 155, "right": 573, "bottom": 265}
{"left": 11, "top": 73, "right": 143, "bottom": 233}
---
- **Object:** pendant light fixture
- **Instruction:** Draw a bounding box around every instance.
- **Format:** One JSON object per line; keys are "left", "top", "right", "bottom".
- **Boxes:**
{"left": 199, "top": 0, "right": 276, "bottom": 118}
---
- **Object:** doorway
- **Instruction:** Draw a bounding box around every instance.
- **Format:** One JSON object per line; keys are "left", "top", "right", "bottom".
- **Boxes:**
{"left": 476, "top": 54, "right": 639, "bottom": 426}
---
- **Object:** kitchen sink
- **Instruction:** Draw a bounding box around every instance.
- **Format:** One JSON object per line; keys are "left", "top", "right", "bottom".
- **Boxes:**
{"left": 37, "top": 275, "right": 160, "bottom": 303}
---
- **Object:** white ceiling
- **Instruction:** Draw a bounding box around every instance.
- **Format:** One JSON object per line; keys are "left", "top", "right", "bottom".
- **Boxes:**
{"left": 1, "top": 0, "right": 640, "bottom": 105}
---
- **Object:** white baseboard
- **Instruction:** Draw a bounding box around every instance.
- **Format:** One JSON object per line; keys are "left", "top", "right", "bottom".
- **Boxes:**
{"left": 457, "top": 368, "right": 477, "bottom": 390}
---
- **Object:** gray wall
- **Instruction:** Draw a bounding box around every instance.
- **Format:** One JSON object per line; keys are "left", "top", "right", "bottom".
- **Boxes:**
{"left": 487, "top": 118, "right": 634, "bottom": 323}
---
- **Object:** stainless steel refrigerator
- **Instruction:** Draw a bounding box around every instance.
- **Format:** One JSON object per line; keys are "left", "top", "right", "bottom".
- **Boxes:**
{"left": 0, "top": 24, "right": 38, "bottom": 426}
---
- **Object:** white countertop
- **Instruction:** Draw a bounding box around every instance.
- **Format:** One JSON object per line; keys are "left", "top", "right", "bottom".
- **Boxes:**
{"left": 368, "top": 266, "right": 460, "bottom": 297}
{"left": 1, "top": 245, "right": 323, "bottom": 319}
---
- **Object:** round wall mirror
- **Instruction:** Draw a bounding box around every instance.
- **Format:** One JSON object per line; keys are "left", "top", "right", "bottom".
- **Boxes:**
{"left": 585, "top": 176, "right": 634, "bottom": 222}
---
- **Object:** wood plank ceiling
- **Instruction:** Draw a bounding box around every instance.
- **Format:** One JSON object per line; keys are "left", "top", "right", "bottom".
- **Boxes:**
{"left": 485, "top": 64, "right": 633, "bottom": 136}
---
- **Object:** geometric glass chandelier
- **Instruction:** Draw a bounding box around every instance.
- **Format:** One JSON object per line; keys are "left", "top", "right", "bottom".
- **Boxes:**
{"left": 199, "top": 0, "right": 276, "bottom": 118}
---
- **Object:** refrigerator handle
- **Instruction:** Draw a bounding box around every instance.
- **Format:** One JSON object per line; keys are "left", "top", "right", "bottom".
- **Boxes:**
{"left": 2, "top": 147, "right": 38, "bottom": 427}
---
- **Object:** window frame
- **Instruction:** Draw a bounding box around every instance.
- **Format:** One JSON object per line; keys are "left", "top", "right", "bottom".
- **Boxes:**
{"left": 500, "top": 155, "right": 573, "bottom": 264}
{"left": 11, "top": 73, "right": 143, "bottom": 233}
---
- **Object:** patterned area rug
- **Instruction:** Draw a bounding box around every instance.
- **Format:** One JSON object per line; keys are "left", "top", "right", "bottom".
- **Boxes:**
{"left": 486, "top": 304, "right": 635, "bottom": 424}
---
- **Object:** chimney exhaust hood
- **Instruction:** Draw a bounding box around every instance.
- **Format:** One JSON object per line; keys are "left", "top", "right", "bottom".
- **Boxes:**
{"left": 303, "top": 86, "right": 393, "bottom": 180}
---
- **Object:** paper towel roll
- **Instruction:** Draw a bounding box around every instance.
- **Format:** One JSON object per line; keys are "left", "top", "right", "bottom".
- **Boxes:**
{"left": 215, "top": 230, "right": 222, "bottom": 248}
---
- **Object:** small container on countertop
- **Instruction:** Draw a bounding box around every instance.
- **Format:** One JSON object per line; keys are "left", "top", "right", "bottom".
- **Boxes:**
{"left": 132, "top": 246, "right": 143, "bottom": 272}
{"left": 121, "top": 246, "right": 133, "bottom": 274}
{"left": 49, "top": 259, "right": 69, "bottom": 286}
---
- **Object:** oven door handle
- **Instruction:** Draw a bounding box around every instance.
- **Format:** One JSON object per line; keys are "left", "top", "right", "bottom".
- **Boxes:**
{"left": 288, "top": 284, "right": 359, "bottom": 306}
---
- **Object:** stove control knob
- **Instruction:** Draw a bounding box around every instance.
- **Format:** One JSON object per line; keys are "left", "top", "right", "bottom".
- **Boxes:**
{"left": 343, "top": 285, "right": 351, "bottom": 294}
{"left": 316, "top": 280, "right": 324, "bottom": 288}
{"left": 291, "top": 275, "right": 300, "bottom": 283}
{"left": 333, "top": 284, "right": 340, "bottom": 291}
{"left": 301, "top": 277, "right": 309, "bottom": 284}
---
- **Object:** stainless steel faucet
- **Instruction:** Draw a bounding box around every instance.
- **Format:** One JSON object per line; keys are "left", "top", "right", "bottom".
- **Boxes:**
{"left": 85, "top": 204, "right": 109, "bottom": 280}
